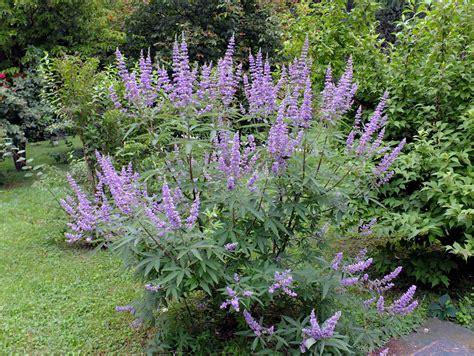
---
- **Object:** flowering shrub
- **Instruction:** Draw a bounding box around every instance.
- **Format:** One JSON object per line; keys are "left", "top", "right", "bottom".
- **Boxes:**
{"left": 60, "top": 37, "right": 417, "bottom": 353}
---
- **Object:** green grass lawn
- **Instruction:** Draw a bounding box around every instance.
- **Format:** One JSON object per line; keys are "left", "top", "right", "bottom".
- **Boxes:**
{"left": 0, "top": 137, "right": 82, "bottom": 187}
{"left": 0, "top": 140, "right": 149, "bottom": 353}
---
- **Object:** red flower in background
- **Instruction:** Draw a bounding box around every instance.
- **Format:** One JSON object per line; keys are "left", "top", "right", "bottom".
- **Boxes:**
{"left": 0, "top": 73, "right": 6, "bottom": 80}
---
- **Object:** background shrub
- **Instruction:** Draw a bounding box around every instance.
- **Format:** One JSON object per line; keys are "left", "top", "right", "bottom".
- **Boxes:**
{"left": 282, "top": 0, "right": 474, "bottom": 287}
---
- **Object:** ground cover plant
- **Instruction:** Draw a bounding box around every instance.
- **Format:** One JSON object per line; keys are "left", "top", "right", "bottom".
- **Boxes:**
{"left": 57, "top": 36, "right": 425, "bottom": 354}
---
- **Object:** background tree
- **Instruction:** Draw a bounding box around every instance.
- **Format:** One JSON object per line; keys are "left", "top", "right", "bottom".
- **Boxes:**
{"left": 0, "top": 66, "right": 56, "bottom": 170}
{"left": 280, "top": 0, "right": 387, "bottom": 104}
{"left": 124, "top": 0, "right": 282, "bottom": 65}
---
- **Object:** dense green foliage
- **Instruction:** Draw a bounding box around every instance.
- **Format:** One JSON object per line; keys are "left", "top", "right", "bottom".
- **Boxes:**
{"left": 40, "top": 55, "right": 123, "bottom": 182}
{"left": 0, "top": 70, "right": 55, "bottom": 140}
{"left": 125, "top": 0, "right": 282, "bottom": 64}
{"left": 385, "top": 0, "right": 473, "bottom": 138}
{"left": 377, "top": 111, "right": 473, "bottom": 286}
{"left": 281, "top": 0, "right": 387, "bottom": 102}
{"left": 0, "top": 0, "right": 127, "bottom": 71}
{"left": 377, "top": 0, "right": 473, "bottom": 285}
{"left": 283, "top": 0, "right": 474, "bottom": 287}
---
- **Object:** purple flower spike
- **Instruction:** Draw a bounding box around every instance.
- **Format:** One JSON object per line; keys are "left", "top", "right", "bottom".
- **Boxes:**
{"left": 145, "top": 283, "right": 161, "bottom": 292}
{"left": 363, "top": 297, "right": 377, "bottom": 306}
{"left": 243, "top": 310, "right": 263, "bottom": 336}
{"left": 360, "top": 218, "right": 377, "bottom": 236}
{"left": 247, "top": 174, "right": 258, "bottom": 192}
{"left": 357, "top": 91, "right": 389, "bottom": 156}
{"left": 217, "top": 35, "right": 239, "bottom": 106}
{"left": 341, "top": 277, "right": 359, "bottom": 286}
{"left": 170, "top": 36, "right": 195, "bottom": 107}
{"left": 245, "top": 50, "right": 277, "bottom": 116}
{"left": 320, "top": 311, "right": 342, "bottom": 338}
{"left": 95, "top": 152, "right": 143, "bottom": 215}
{"left": 216, "top": 131, "right": 258, "bottom": 190}
{"left": 376, "top": 296, "right": 385, "bottom": 313}
{"left": 321, "top": 57, "right": 357, "bottom": 122}
{"left": 139, "top": 49, "right": 155, "bottom": 105}
{"left": 109, "top": 85, "right": 122, "bottom": 109}
{"left": 343, "top": 258, "right": 373, "bottom": 274}
{"left": 373, "top": 138, "right": 406, "bottom": 185}
{"left": 116, "top": 304, "right": 136, "bottom": 314}
{"left": 389, "top": 285, "right": 418, "bottom": 315}
{"left": 220, "top": 287, "right": 240, "bottom": 312}
{"left": 331, "top": 252, "right": 343, "bottom": 270}
{"left": 185, "top": 194, "right": 200, "bottom": 229}
{"left": 302, "top": 309, "right": 341, "bottom": 344}
{"left": 60, "top": 174, "right": 99, "bottom": 242}
{"left": 267, "top": 103, "right": 303, "bottom": 174}
{"left": 370, "top": 266, "right": 403, "bottom": 294}
{"left": 162, "top": 182, "right": 181, "bottom": 230}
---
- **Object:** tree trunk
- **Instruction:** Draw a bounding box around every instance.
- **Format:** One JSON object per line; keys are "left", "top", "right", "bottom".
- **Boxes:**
{"left": 12, "top": 138, "right": 26, "bottom": 172}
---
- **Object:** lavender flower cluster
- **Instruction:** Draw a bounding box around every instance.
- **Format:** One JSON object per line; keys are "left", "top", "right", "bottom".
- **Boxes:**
{"left": 218, "top": 251, "right": 415, "bottom": 353}
{"left": 344, "top": 91, "right": 406, "bottom": 185}
{"left": 115, "top": 304, "right": 136, "bottom": 314}
{"left": 110, "top": 35, "right": 241, "bottom": 112}
{"left": 316, "top": 56, "right": 406, "bottom": 185}
{"left": 111, "top": 36, "right": 312, "bottom": 178}
{"left": 320, "top": 57, "right": 357, "bottom": 122}
{"left": 300, "top": 310, "right": 342, "bottom": 352}
{"left": 220, "top": 286, "right": 253, "bottom": 313}
{"left": 268, "top": 269, "right": 297, "bottom": 297}
{"left": 59, "top": 174, "right": 108, "bottom": 243}
{"left": 224, "top": 242, "right": 238, "bottom": 251}
{"left": 219, "top": 282, "right": 274, "bottom": 338}
{"left": 145, "top": 283, "right": 161, "bottom": 292}
{"left": 243, "top": 310, "right": 274, "bottom": 337}
{"left": 332, "top": 250, "right": 418, "bottom": 317}
{"left": 214, "top": 131, "right": 258, "bottom": 190}
{"left": 61, "top": 152, "right": 201, "bottom": 243}
{"left": 359, "top": 218, "right": 377, "bottom": 236}
{"left": 109, "top": 34, "right": 409, "bottom": 187}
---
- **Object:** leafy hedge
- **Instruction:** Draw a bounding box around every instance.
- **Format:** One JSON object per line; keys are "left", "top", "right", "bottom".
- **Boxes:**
{"left": 283, "top": 0, "right": 473, "bottom": 286}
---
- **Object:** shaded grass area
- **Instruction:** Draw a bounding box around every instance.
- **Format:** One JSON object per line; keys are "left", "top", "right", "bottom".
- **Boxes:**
{"left": 0, "top": 140, "right": 149, "bottom": 353}
{"left": 0, "top": 137, "right": 81, "bottom": 187}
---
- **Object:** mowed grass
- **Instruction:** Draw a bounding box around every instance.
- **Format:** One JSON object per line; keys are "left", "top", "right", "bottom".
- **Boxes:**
{"left": 0, "top": 140, "right": 149, "bottom": 353}
{"left": 0, "top": 137, "right": 82, "bottom": 187}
